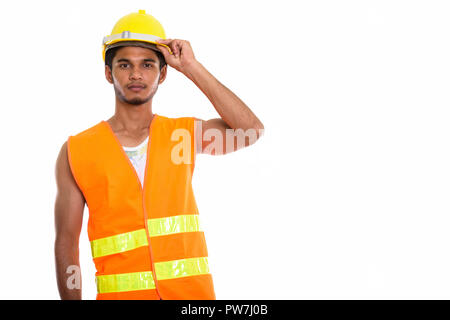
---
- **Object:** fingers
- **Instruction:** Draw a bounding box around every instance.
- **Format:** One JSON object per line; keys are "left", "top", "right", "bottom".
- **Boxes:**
{"left": 155, "top": 41, "right": 173, "bottom": 56}
{"left": 156, "top": 43, "right": 170, "bottom": 59}
{"left": 156, "top": 39, "right": 185, "bottom": 58}
{"left": 156, "top": 38, "right": 175, "bottom": 56}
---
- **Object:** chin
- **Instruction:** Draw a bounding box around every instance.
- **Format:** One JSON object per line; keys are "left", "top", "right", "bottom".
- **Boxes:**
{"left": 125, "top": 95, "right": 152, "bottom": 105}
{"left": 127, "top": 99, "right": 146, "bottom": 105}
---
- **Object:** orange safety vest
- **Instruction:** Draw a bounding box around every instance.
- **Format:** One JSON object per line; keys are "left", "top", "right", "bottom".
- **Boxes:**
{"left": 67, "top": 114, "right": 215, "bottom": 300}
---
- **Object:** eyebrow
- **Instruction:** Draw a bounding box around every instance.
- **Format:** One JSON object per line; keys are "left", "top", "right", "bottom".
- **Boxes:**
{"left": 116, "top": 58, "right": 157, "bottom": 64}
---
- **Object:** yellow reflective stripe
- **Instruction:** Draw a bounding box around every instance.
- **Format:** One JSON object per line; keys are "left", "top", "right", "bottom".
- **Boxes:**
{"left": 91, "top": 215, "right": 202, "bottom": 258}
{"left": 91, "top": 229, "right": 148, "bottom": 258}
{"left": 95, "top": 257, "right": 210, "bottom": 294}
{"left": 148, "top": 214, "right": 201, "bottom": 237}
{"left": 96, "top": 271, "right": 155, "bottom": 294}
{"left": 155, "top": 257, "right": 210, "bottom": 280}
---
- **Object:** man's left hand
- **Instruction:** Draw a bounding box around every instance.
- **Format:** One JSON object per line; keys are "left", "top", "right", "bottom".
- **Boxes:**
{"left": 155, "top": 39, "right": 198, "bottom": 74}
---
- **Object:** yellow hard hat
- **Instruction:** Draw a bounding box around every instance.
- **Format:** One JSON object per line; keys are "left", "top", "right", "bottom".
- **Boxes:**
{"left": 102, "top": 9, "right": 171, "bottom": 61}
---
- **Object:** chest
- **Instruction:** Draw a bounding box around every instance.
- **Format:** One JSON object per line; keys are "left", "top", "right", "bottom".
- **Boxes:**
{"left": 111, "top": 130, "right": 149, "bottom": 148}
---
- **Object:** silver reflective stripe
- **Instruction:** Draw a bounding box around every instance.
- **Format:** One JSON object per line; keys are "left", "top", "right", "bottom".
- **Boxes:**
{"left": 103, "top": 31, "right": 161, "bottom": 45}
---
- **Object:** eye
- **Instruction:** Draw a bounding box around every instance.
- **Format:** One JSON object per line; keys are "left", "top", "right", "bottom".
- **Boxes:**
{"left": 119, "top": 63, "right": 129, "bottom": 68}
{"left": 144, "top": 63, "right": 152, "bottom": 68}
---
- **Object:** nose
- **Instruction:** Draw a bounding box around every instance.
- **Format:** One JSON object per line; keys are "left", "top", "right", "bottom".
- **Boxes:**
{"left": 129, "top": 66, "right": 143, "bottom": 80}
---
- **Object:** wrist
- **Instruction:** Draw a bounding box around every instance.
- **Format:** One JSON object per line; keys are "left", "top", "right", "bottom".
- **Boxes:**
{"left": 182, "top": 60, "right": 204, "bottom": 80}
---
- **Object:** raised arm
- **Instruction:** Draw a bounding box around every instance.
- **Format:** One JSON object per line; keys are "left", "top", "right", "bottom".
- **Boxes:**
{"left": 156, "top": 39, "right": 265, "bottom": 155}
{"left": 54, "top": 141, "right": 85, "bottom": 299}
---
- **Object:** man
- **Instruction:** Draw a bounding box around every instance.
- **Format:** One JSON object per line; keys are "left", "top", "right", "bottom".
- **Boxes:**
{"left": 54, "top": 10, "right": 264, "bottom": 300}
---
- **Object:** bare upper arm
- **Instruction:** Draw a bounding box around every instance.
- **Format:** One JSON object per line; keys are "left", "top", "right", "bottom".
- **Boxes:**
{"left": 195, "top": 118, "right": 264, "bottom": 155}
{"left": 54, "top": 141, "right": 85, "bottom": 243}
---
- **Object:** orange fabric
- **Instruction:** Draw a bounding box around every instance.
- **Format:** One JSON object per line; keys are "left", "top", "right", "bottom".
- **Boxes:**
{"left": 93, "top": 246, "right": 153, "bottom": 275}
{"left": 151, "top": 232, "right": 209, "bottom": 262}
{"left": 157, "top": 274, "right": 216, "bottom": 300}
{"left": 67, "top": 114, "right": 215, "bottom": 300}
{"left": 97, "top": 289, "right": 160, "bottom": 300}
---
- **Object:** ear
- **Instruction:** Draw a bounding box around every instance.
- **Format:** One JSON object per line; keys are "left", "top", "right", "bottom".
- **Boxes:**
{"left": 158, "top": 64, "right": 167, "bottom": 84}
{"left": 105, "top": 65, "right": 113, "bottom": 84}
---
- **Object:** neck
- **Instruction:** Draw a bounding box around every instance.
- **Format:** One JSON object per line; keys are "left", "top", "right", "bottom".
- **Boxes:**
{"left": 107, "top": 98, "right": 155, "bottom": 134}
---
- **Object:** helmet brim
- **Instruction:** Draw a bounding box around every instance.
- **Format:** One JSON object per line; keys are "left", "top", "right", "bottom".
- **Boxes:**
{"left": 105, "top": 40, "right": 162, "bottom": 54}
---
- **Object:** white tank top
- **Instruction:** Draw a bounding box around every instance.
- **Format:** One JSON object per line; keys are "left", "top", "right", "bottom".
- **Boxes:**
{"left": 122, "top": 136, "right": 149, "bottom": 188}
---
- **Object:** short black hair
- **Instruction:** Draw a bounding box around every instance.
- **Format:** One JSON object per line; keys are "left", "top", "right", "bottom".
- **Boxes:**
{"left": 105, "top": 46, "right": 166, "bottom": 72}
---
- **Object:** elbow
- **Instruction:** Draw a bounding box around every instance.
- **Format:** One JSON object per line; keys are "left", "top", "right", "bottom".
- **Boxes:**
{"left": 253, "top": 121, "right": 265, "bottom": 139}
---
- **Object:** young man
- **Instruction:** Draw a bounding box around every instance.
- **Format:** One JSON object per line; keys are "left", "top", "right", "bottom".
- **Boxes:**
{"left": 54, "top": 10, "right": 264, "bottom": 300}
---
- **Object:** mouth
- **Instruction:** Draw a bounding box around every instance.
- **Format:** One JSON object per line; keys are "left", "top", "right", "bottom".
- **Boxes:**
{"left": 127, "top": 84, "right": 146, "bottom": 92}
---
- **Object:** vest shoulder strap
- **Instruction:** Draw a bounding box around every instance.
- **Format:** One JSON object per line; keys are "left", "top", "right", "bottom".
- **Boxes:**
{"left": 154, "top": 116, "right": 197, "bottom": 173}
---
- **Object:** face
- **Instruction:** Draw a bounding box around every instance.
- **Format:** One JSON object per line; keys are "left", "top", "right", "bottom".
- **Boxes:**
{"left": 105, "top": 46, "right": 167, "bottom": 106}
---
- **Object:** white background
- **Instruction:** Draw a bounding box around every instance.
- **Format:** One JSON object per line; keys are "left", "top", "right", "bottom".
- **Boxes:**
{"left": 0, "top": 0, "right": 449, "bottom": 299}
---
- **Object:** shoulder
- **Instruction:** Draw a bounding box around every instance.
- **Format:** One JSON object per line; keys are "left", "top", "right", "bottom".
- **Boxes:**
{"left": 156, "top": 114, "right": 197, "bottom": 132}
{"left": 65, "top": 121, "right": 107, "bottom": 164}
{"left": 69, "top": 121, "right": 105, "bottom": 140}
